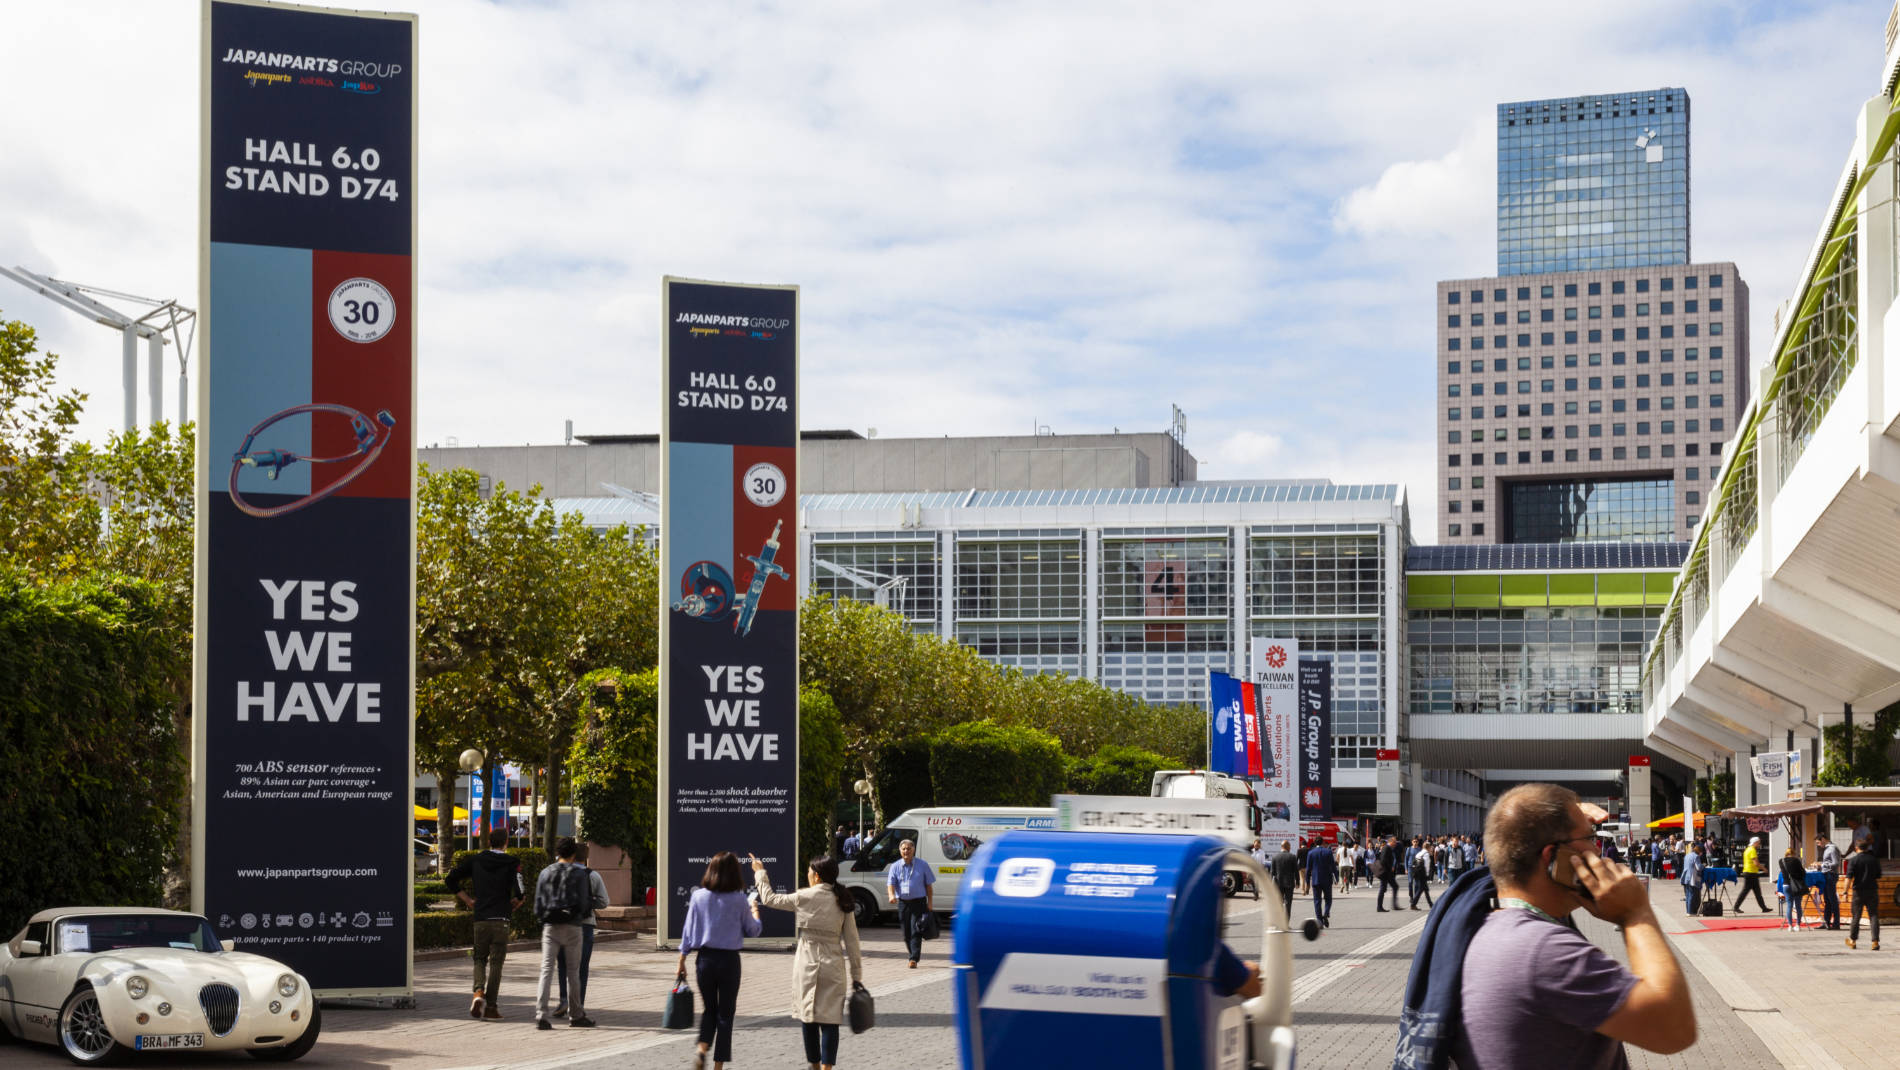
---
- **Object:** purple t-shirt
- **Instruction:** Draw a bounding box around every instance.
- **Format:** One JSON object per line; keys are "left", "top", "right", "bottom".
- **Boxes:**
{"left": 1450, "top": 908, "right": 1638, "bottom": 1070}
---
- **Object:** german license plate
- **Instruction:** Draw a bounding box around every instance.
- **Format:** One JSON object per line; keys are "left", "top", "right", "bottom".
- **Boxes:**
{"left": 136, "top": 1033, "right": 205, "bottom": 1050}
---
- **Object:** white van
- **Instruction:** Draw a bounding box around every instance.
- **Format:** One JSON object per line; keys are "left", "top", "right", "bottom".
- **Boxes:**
{"left": 838, "top": 807, "right": 1055, "bottom": 926}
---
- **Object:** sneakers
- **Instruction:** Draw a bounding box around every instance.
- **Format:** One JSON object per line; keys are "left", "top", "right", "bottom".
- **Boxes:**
{"left": 536, "top": 1018, "right": 552, "bottom": 1031}
{"left": 470, "top": 993, "right": 485, "bottom": 1020}
{"left": 570, "top": 1016, "right": 596, "bottom": 1028}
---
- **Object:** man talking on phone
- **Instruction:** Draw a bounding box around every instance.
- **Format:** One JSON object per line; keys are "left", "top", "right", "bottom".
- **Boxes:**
{"left": 1451, "top": 784, "right": 1696, "bottom": 1067}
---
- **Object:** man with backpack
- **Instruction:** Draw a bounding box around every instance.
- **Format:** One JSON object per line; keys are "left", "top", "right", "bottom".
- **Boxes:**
{"left": 535, "top": 838, "right": 609, "bottom": 1029}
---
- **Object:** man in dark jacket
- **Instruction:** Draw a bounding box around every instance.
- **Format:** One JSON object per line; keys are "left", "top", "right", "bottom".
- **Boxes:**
{"left": 1846, "top": 839, "right": 1882, "bottom": 950}
{"left": 446, "top": 827, "right": 526, "bottom": 1019}
{"left": 1269, "top": 840, "right": 1300, "bottom": 919}
{"left": 1376, "top": 836, "right": 1403, "bottom": 912}
{"left": 1305, "top": 841, "right": 1337, "bottom": 928}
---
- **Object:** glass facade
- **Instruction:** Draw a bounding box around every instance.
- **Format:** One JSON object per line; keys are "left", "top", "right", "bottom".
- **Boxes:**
{"left": 1097, "top": 531, "right": 1232, "bottom": 706}
{"left": 953, "top": 532, "right": 1084, "bottom": 678}
{"left": 1497, "top": 89, "right": 1689, "bottom": 275}
{"left": 1249, "top": 532, "right": 1390, "bottom": 766}
{"left": 811, "top": 532, "right": 941, "bottom": 629}
{"left": 1504, "top": 477, "right": 1676, "bottom": 542}
{"left": 1408, "top": 606, "right": 1660, "bottom": 715}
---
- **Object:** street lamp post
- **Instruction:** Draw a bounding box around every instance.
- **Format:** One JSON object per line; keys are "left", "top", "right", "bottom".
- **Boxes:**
{"left": 459, "top": 748, "right": 484, "bottom": 858}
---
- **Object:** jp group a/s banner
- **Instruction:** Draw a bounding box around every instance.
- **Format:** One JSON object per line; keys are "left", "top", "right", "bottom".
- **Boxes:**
{"left": 1297, "top": 660, "right": 1332, "bottom": 820}
{"left": 194, "top": 0, "right": 416, "bottom": 996}
{"left": 659, "top": 278, "right": 799, "bottom": 945}
{"left": 1250, "top": 638, "right": 1300, "bottom": 844}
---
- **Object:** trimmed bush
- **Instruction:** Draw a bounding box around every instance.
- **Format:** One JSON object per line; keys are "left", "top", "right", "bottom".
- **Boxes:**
{"left": 446, "top": 847, "right": 549, "bottom": 938}
{"left": 568, "top": 668, "right": 658, "bottom": 891}
{"left": 413, "top": 910, "right": 473, "bottom": 950}
{"left": 928, "top": 721, "right": 1067, "bottom": 808}
{"left": 800, "top": 687, "right": 847, "bottom": 864}
{"left": 1068, "top": 744, "right": 1172, "bottom": 798}
{"left": 873, "top": 737, "right": 935, "bottom": 821}
{"left": 0, "top": 571, "right": 183, "bottom": 935}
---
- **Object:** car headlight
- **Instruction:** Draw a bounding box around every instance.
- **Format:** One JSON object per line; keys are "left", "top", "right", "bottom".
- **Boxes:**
{"left": 126, "top": 975, "right": 150, "bottom": 999}
{"left": 277, "top": 974, "right": 300, "bottom": 998}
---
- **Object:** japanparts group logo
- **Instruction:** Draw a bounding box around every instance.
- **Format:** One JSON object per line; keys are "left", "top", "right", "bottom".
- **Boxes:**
{"left": 1264, "top": 644, "right": 1288, "bottom": 669}
{"left": 676, "top": 311, "right": 791, "bottom": 342}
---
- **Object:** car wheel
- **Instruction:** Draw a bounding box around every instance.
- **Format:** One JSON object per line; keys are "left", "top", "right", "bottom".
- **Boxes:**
{"left": 1220, "top": 871, "right": 1241, "bottom": 898}
{"left": 247, "top": 1003, "right": 321, "bottom": 1062}
{"left": 851, "top": 889, "right": 880, "bottom": 928}
{"left": 58, "top": 985, "right": 125, "bottom": 1066}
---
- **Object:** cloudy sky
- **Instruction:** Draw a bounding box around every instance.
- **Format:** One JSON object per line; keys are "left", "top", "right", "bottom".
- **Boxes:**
{"left": 0, "top": 0, "right": 1885, "bottom": 524}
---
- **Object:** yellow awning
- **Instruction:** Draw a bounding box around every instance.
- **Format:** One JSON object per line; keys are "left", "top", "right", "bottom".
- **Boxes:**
{"left": 1646, "top": 811, "right": 1708, "bottom": 830}
{"left": 414, "top": 804, "right": 469, "bottom": 821}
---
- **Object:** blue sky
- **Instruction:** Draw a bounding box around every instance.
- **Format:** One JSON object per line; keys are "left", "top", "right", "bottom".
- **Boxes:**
{"left": 0, "top": 1, "right": 1885, "bottom": 524}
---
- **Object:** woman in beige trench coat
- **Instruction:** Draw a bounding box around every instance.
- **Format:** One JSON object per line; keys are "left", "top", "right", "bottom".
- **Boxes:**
{"left": 748, "top": 853, "right": 865, "bottom": 1070}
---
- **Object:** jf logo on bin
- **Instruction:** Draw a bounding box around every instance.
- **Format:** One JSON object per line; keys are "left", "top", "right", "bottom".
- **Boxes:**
{"left": 951, "top": 830, "right": 1297, "bottom": 1070}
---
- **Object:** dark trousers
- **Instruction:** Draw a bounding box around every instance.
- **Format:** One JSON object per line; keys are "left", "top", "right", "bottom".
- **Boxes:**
{"left": 1820, "top": 877, "right": 1841, "bottom": 928}
{"left": 1276, "top": 883, "right": 1295, "bottom": 919}
{"left": 1738, "top": 873, "right": 1770, "bottom": 911}
{"left": 1376, "top": 872, "right": 1400, "bottom": 910}
{"left": 1409, "top": 872, "right": 1433, "bottom": 909}
{"left": 1851, "top": 890, "right": 1881, "bottom": 944}
{"left": 898, "top": 897, "right": 929, "bottom": 962}
{"left": 556, "top": 923, "right": 595, "bottom": 1005}
{"left": 1683, "top": 882, "right": 1701, "bottom": 916}
{"left": 801, "top": 1022, "right": 840, "bottom": 1065}
{"left": 1311, "top": 882, "right": 1333, "bottom": 921}
{"left": 471, "top": 918, "right": 510, "bottom": 1000}
{"left": 694, "top": 948, "right": 741, "bottom": 1062}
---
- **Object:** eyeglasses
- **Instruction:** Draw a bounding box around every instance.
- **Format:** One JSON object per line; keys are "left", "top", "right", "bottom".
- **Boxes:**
{"left": 1548, "top": 833, "right": 1600, "bottom": 853}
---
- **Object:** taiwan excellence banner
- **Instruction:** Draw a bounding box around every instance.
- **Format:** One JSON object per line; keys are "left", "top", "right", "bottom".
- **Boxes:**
{"left": 1251, "top": 638, "right": 1300, "bottom": 842}
{"left": 1298, "top": 660, "right": 1332, "bottom": 820}
{"left": 194, "top": 0, "right": 416, "bottom": 995}
{"left": 659, "top": 278, "right": 800, "bottom": 945}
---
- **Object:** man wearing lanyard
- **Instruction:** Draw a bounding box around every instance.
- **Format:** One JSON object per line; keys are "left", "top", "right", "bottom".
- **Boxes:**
{"left": 885, "top": 839, "right": 935, "bottom": 969}
{"left": 1451, "top": 784, "right": 1697, "bottom": 1065}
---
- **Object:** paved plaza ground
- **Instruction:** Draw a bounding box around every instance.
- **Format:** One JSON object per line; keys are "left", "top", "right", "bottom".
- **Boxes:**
{"left": 6, "top": 879, "right": 1890, "bottom": 1068}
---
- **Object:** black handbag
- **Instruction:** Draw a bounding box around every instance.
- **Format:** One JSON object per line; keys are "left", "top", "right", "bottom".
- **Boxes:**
{"left": 662, "top": 975, "right": 695, "bottom": 1030}
{"left": 846, "top": 981, "right": 875, "bottom": 1034}
{"left": 915, "top": 909, "right": 941, "bottom": 942}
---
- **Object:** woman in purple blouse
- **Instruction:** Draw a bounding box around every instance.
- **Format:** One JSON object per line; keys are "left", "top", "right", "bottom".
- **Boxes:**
{"left": 676, "top": 852, "right": 762, "bottom": 1069}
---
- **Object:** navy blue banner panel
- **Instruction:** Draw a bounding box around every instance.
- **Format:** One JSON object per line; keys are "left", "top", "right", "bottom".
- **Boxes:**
{"left": 196, "top": 0, "right": 416, "bottom": 994}
{"left": 1297, "top": 661, "right": 1332, "bottom": 820}
{"left": 660, "top": 279, "right": 799, "bottom": 943}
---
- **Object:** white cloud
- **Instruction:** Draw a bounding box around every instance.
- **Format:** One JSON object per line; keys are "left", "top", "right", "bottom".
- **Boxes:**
{"left": 1334, "top": 121, "right": 1494, "bottom": 243}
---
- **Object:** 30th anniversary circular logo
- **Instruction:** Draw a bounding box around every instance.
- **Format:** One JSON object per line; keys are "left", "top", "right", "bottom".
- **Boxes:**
{"left": 327, "top": 277, "right": 396, "bottom": 344}
{"left": 743, "top": 462, "right": 786, "bottom": 508}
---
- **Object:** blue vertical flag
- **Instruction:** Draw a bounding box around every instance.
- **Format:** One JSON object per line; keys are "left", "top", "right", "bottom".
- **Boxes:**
{"left": 1208, "top": 671, "right": 1247, "bottom": 776}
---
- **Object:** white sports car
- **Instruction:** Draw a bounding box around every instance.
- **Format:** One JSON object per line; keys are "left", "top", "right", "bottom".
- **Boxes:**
{"left": 0, "top": 907, "right": 319, "bottom": 1064}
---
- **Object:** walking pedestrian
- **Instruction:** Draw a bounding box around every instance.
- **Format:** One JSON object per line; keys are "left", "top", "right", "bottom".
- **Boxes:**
{"left": 841, "top": 828, "right": 861, "bottom": 860}
{"left": 1269, "top": 840, "right": 1299, "bottom": 920}
{"left": 1376, "top": 836, "right": 1402, "bottom": 912}
{"left": 1816, "top": 833, "right": 1843, "bottom": 930}
{"left": 749, "top": 853, "right": 865, "bottom": 1070}
{"left": 1445, "top": 833, "right": 1468, "bottom": 886}
{"left": 1249, "top": 839, "right": 1270, "bottom": 902}
{"left": 1846, "top": 839, "right": 1882, "bottom": 950}
{"left": 446, "top": 827, "right": 525, "bottom": 1020}
{"left": 1296, "top": 838, "right": 1313, "bottom": 896}
{"left": 1393, "top": 783, "right": 1695, "bottom": 1067}
{"left": 1737, "top": 836, "right": 1771, "bottom": 912}
{"left": 534, "top": 838, "right": 606, "bottom": 1029}
{"left": 677, "top": 852, "right": 762, "bottom": 1069}
{"left": 1409, "top": 837, "right": 1435, "bottom": 910}
{"left": 1777, "top": 845, "right": 1809, "bottom": 932}
{"left": 831, "top": 825, "right": 848, "bottom": 860}
{"left": 1679, "top": 840, "right": 1703, "bottom": 917}
{"left": 552, "top": 842, "right": 609, "bottom": 1020}
{"left": 1306, "top": 839, "right": 1336, "bottom": 928}
{"left": 885, "top": 838, "right": 935, "bottom": 968}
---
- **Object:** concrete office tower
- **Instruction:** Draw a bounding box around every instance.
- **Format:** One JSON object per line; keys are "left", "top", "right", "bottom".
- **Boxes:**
{"left": 1498, "top": 89, "right": 1689, "bottom": 276}
{"left": 1434, "top": 267, "right": 1749, "bottom": 543}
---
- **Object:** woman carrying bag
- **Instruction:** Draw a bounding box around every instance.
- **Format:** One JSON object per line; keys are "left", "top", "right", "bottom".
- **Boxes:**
{"left": 748, "top": 852, "right": 866, "bottom": 1070}
{"left": 677, "top": 852, "right": 762, "bottom": 1070}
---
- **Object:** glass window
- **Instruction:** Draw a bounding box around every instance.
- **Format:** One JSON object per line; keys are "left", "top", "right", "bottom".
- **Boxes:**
{"left": 816, "top": 538, "right": 942, "bottom": 627}
{"left": 1248, "top": 534, "right": 1382, "bottom": 617}
{"left": 1612, "top": 280, "right": 1625, "bottom": 294}
{"left": 1472, "top": 523, "right": 1485, "bottom": 536}
{"left": 1589, "top": 306, "right": 1602, "bottom": 319}
{"left": 956, "top": 537, "right": 1082, "bottom": 622}
{"left": 1588, "top": 282, "right": 1601, "bottom": 295}
{"left": 1448, "top": 500, "right": 1461, "bottom": 513}
{"left": 1636, "top": 279, "right": 1649, "bottom": 293}
{"left": 1494, "top": 288, "right": 1507, "bottom": 301}
{"left": 1588, "top": 377, "right": 1602, "bottom": 389}
{"left": 1564, "top": 284, "right": 1578, "bottom": 297}
{"left": 1541, "top": 355, "right": 1554, "bottom": 369}
{"left": 1517, "top": 357, "right": 1532, "bottom": 370}
{"left": 1710, "top": 322, "right": 1723, "bottom": 335}
{"left": 1541, "top": 403, "right": 1554, "bottom": 415}
{"left": 1710, "top": 298, "right": 1723, "bottom": 311}
{"left": 1564, "top": 449, "right": 1578, "bottom": 461}
{"left": 1660, "top": 277, "right": 1673, "bottom": 291}
{"left": 1448, "top": 338, "right": 1461, "bottom": 351}
{"left": 1517, "top": 287, "right": 1530, "bottom": 300}
{"left": 1448, "top": 407, "right": 1461, "bottom": 420}
{"left": 1685, "top": 275, "right": 1698, "bottom": 290}
{"left": 1448, "top": 384, "right": 1461, "bottom": 397}
{"left": 1588, "top": 448, "right": 1602, "bottom": 460}
{"left": 1448, "top": 523, "right": 1461, "bottom": 536}
{"left": 1540, "top": 285, "right": 1553, "bottom": 298}
{"left": 1517, "top": 381, "right": 1531, "bottom": 394}
{"left": 1637, "top": 422, "right": 1649, "bottom": 434}
{"left": 1471, "top": 290, "right": 1484, "bottom": 302}
{"left": 1447, "top": 291, "right": 1460, "bottom": 305}
{"left": 1564, "top": 307, "right": 1578, "bottom": 321}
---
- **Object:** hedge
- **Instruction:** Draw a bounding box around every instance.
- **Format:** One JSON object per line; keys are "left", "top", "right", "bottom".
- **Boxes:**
{"left": 928, "top": 721, "right": 1066, "bottom": 808}
{"left": 413, "top": 910, "right": 473, "bottom": 950}
{"left": 799, "top": 687, "right": 847, "bottom": 864}
{"left": 0, "top": 571, "right": 183, "bottom": 935}
{"left": 874, "top": 737, "right": 935, "bottom": 820}
{"left": 1067, "top": 744, "right": 1172, "bottom": 798}
{"left": 446, "top": 847, "right": 550, "bottom": 938}
{"left": 568, "top": 668, "right": 658, "bottom": 891}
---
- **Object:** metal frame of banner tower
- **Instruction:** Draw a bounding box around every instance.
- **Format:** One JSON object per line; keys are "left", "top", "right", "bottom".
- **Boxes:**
{"left": 0, "top": 266, "right": 196, "bottom": 429}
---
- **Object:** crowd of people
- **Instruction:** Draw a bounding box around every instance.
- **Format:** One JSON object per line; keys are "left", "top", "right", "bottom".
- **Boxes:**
{"left": 1248, "top": 831, "right": 1488, "bottom": 928}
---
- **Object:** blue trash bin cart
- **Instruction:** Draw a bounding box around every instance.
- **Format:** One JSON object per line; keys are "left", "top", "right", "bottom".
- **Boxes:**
{"left": 951, "top": 830, "right": 1297, "bottom": 1070}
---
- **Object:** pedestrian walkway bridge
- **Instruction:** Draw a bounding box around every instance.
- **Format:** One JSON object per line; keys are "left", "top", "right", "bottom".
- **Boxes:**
{"left": 1643, "top": 56, "right": 1900, "bottom": 778}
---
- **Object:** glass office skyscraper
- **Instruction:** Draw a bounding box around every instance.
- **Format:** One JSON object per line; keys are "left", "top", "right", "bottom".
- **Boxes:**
{"left": 1497, "top": 89, "right": 1689, "bottom": 276}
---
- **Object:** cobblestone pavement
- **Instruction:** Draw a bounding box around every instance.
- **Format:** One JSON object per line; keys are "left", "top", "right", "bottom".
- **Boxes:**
{"left": 6, "top": 876, "right": 1892, "bottom": 1068}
